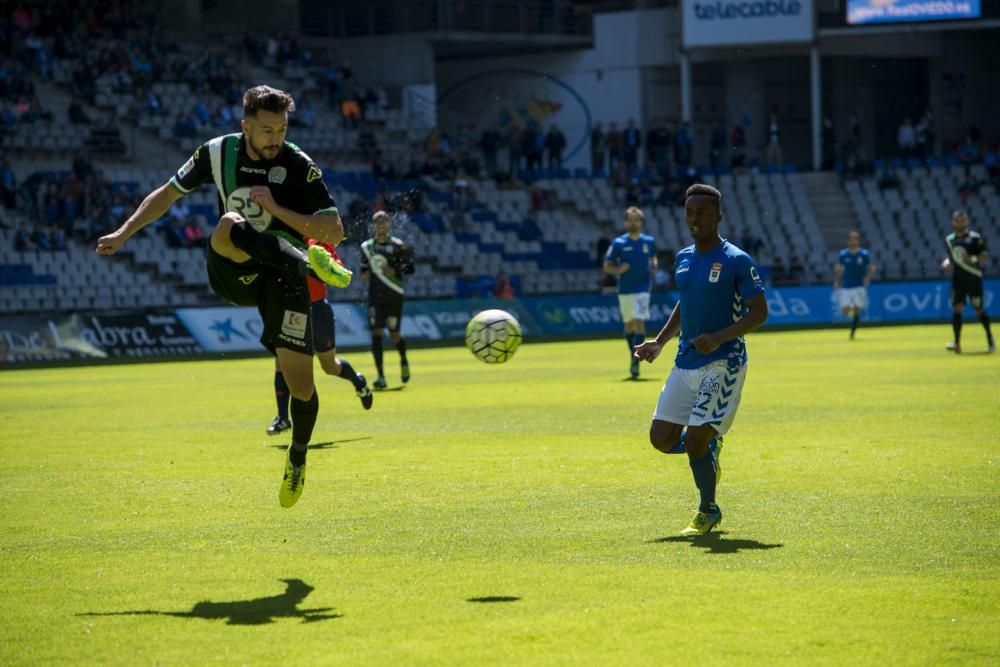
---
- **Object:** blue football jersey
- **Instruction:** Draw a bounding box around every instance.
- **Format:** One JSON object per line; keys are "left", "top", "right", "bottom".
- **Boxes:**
{"left": 838, "top": 248, "right": 870, "bottom": 288}
{"left": 674, "top": 240, "right": 764, "bottom": 369}
{"left": 605, "top": 233, "right": 656, "bottom": 294}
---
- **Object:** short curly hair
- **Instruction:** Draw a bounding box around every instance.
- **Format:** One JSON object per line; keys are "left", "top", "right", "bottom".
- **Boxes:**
{"left": 242, "top": 85, "right": 296, "bottom": 117}
{"left": 685, "top": 183, "right": 722, "bottom": 202}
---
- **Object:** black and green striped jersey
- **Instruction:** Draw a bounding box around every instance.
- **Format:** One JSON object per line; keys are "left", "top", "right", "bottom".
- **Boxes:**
{"left": 360, "top": 236, "right": 414, "bottom": 302}
{"left": 946, "top": 230, "right": 987, "bottom": 284}
{"left": 169, "top": 133, "right": 337, "bottom": 243}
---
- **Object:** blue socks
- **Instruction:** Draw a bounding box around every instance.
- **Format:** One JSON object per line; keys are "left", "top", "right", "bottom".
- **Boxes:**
{"left": 689, "top": 451, "right": 718, "bottom": 513}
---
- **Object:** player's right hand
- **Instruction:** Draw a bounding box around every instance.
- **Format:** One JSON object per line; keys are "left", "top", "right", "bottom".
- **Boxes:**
{"left": 619, "top": 262, "right": 631, "bottom": 274}
{"left": 633, "top": 340, "right": 662, "bottom": 363}
{"left": 95, "top": 232, "right": 125, "bottom": 255}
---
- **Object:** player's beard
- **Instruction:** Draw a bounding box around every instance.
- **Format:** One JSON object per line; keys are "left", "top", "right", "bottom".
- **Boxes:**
{"left": 249, "top": 134, "right": 282, "bottom": 160}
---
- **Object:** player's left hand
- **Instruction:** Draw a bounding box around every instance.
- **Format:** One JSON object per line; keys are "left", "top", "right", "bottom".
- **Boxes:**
{"left": 691, "top": 333, "right": 722, "bottom": 355}
{"left": 249, "top": 186, "right": 280, "bottom": 215}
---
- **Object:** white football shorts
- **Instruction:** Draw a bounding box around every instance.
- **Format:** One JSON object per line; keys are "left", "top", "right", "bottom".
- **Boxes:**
{"left": 836, "top": 287, "right": 868, "bottom": 311}
{"left": 618, "top": 292, "right": 651, "bottom": 322}
{"left": 653, "top": 359, "right": 748, "bottom": 435}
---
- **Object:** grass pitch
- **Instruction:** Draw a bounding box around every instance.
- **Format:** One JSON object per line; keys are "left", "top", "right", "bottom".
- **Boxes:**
{"left": 1, "top": 325, "right": 998, "bottom": 665}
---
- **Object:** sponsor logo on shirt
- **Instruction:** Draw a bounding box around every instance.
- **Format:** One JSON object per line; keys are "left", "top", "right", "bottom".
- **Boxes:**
{"left": 281, "top": 310, "right": 308, "bottom": 339}
{"left": 307, "top": 165, "right": 323, "bottom": 182}
{"left": 676, "top": 260, "right": 690, "bottom": 274}
{"left": 709, "top": 262, "right": 722, "bottom": 283}
{"left": 240, "top": 166, "right": 267, "bottom": 175}
{"left": 178, "top": 156, "right": 195, "bottom": 178}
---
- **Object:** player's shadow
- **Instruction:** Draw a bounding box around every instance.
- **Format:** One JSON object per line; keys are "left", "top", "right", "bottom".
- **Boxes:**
{"left": 649, "top": 531, "right": 783, "bottom": 554}
{"left": 374, "top": 386, "right": 406, "bottom": 392}
{"left": 467, "top": 596, "right": 521, "bottom": 603}
{"left": 268, "top": 437, "right": 371, "bottom": 451}
{"left": 622, "top": 377, "right": 658, "bottom": 382}
{"left": 77, "top": 578, "right": 341, "bottom": 625}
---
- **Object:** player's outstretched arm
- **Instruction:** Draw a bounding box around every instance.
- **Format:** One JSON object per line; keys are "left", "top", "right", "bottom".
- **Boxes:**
{"left": 635, "top": 302, "right": 681, "bottom": 363}
{"left": 96, "top": 182, "right": 183, "bottom": 255}
{"left": 832, "top": 263, "right": 843, "bottom": 288}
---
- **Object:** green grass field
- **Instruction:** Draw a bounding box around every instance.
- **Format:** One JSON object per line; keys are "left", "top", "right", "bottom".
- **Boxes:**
{"left": 2, "top": 325, "right": 998, "bottom": 665}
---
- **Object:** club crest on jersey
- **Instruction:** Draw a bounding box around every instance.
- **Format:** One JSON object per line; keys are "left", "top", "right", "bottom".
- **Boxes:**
{"left": 709, "top": 262, "right": 722, "bottom": 283}
{"left": 268, "top": 166, "right": 287, "bottom": 185}
{"left": 307, "top": 165, "right": 322, "bottom": 183}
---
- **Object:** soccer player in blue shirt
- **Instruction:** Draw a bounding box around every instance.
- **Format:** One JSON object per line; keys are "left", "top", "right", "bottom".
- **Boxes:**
{"left": 833, "top": 230, "right": 875, "bottom": 340}
{"left": 634, "top": 184, "right": 768, "bottom": 535}
{"left": 603, "top": 206, "right": 657, "bottom": 378}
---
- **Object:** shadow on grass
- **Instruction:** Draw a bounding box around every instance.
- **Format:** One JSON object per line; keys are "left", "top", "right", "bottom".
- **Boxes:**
{"left": 650, "top": 531, "right": 783, "bottom": 554}
{"left": 77, "top": 578, "right": 341, "bottom": 625}
{"left": 374, "top": 386, "right": 406, "bottom": 392}
{"left": 268, "top": 436, "right": 372, "bottom": 451}
{"left": 622, "top": 377, "right": 658, "bottom": 382}
{"left": 467, "top": 596, "right": 521, "bottom": 603}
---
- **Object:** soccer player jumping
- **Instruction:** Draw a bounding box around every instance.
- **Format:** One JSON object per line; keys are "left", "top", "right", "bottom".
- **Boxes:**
{"left": 96, "top": 85, "right": 352, "bottom": 508}
{"left": 634, "top": 184, "right": 768, "bottom": 536}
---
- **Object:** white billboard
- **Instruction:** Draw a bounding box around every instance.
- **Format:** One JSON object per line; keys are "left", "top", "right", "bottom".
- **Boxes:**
{"left": 683, "top": 0, "right": 815, "bottom": 48}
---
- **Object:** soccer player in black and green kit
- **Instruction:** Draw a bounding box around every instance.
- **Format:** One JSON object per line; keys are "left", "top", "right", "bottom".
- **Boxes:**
{"left": 96, "top": 85, "right": 352, "bottom": 508}
{"left": 940, "top": 210, "right": 994, "bottom": 354}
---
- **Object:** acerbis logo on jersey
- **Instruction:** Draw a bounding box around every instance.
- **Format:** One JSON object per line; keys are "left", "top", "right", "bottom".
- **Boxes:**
{"left": 238, "top": 273, "right": 259, "bottom": 285}
{"left": 307, "top": 165, "right": 322, "bottom": 182}
{"left": 281, "top": 310, "right": 308, "bottom": 339}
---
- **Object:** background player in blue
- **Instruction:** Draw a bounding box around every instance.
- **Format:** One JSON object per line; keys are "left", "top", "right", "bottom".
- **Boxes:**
{"left": 832, "top": 230, "right": 876, "bottom": 340}
{"left": 634, "top": 184, "right": 768, "bottom": 536}
{"left": 603, "top": 206, "right": 656, "bottom": 378}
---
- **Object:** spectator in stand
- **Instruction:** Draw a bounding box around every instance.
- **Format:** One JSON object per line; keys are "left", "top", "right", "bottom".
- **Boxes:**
{"left": 878, "top": 162, "right": 900, "bottom": 191}
{"left": 479, "top": 125, "right": 500, "bottom": 178}
{"left": 164, "top": 216, "right": 185, "bottom": 248}
{"left": 545, "top": 123, "right": 567, "bottom": 172}
{"left": 739, "top": 227, "right": 765, "bottom": 257}
{"left": 709, "top": 123, "right": 726, "bottom": 172}
{"left": 897, "top": 117, "right": 916, "bottom": 160}
{"left": 607, "top": 121, "right": 624, "bottom": 170}
{"left": 522, "top": 123, "right": 543, "bottom": 171}
{"left": 494, "top": 271, "right": 515, "bottom": 299}
{"left": 959, "top": 135, "right": 980, "bottom": 176}
{"left": 505, "top": 122, "right": 522, "bottom": 174}
{"left": 14, "top": 221, "right": 35, "bottom": 250}
{"left": 730, "top": 125, "right": 746, "bottom": 169}
{"left": 674, "top": 122, "right": 693, "bottom": 168}
{"left": 646, "top": 120, "right": 671, "bottom": 177}
{"left": 847, "top": 111, "right": 862, "bottom": 158}
{"left": 765, "top": 112, "right": 783, "bottom": 166}
{"left": 31, "top": 222, "right": 51, "bottom": 250}
{"left": 183, "top": 216, "right": 208, "bottom": 248}
{"left": 0, "top": 155, "right": 15, "bottom": 208}
{"left": 591, "top": 122, "right": 606, "bottom": 174}
{"left": 822, "top": 116, "right": 837, "bottom": 170}
{"left": 623, "top": 119, "right": 641, "bottom": 168}
{"left": 49, "top": 223, "right": 67, "bottom": 251}
{"left": 916, "top": 109, "right": 935, "bottom": 157}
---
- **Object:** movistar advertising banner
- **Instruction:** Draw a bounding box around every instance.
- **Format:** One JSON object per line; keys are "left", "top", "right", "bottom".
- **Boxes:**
{"left": 683, "top": 0, "right": 814, "bottom": 48}
{"left": 847, "top": 0, "right": 979, "bottom": 25}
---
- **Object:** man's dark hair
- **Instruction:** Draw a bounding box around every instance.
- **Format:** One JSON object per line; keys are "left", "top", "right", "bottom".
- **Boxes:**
{"left": 685, "top": 183, "right": 722, "bottom": 202}
{"left": 243, "top": 85, "right": 296, "bottom": 117}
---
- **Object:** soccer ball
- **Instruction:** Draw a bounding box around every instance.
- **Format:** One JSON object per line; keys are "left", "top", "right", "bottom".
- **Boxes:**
{"left": 465, "top": 309, "right": 522, "bottom": 364}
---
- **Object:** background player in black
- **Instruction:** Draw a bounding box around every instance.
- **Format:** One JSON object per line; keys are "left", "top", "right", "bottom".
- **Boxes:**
{"left": 360, "top": 211, "right": 415, "bottom": 389}
{"left": 940, "top": 210, "right": 994, "bottom": 354}
{"left": 95, "top": 85, "right": 347, "bottom": 508}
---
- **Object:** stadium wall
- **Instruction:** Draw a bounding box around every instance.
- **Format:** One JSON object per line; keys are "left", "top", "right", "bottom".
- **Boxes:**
{"left": 2, "top": 281, "right": 996, "bottom": 366}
